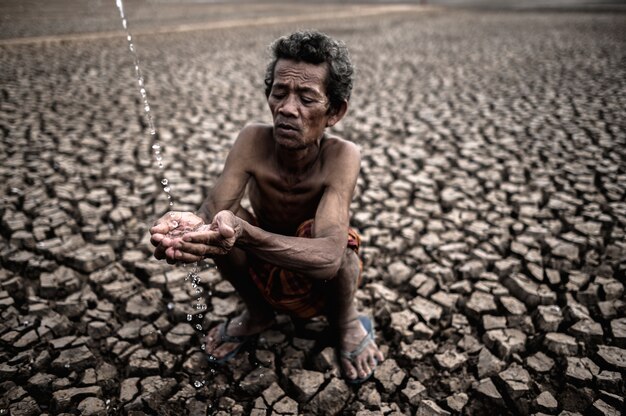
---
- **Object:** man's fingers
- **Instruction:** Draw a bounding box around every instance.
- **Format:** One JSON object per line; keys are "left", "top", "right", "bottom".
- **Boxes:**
{"left": 151, "top": 223, "right": 170, "bottom": 235}
{"left": 181, "top": 230, "right": 220, "bottom": 243}
{"left": 177, "top": 241, "right": 229, "bottom": 257}
{"left": 150, "top": 233, "right": 164, "bottom": 247}
{"left": 160, "top": 236, "right": 184, "bottom": 248}
{"left": 172, "top": 250, "right": 203, "bottom": 263}
{"left": 175, "top": 242, "right": 206, "bottom": 257}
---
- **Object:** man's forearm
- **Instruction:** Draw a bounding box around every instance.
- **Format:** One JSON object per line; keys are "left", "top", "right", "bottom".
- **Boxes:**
{"left": 236, "top": 220, "right": 345, "bottom": 280}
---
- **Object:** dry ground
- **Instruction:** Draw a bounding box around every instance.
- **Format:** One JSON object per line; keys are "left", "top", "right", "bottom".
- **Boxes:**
{"left": 1, "top": 2, "right": 625, "bottom": 415}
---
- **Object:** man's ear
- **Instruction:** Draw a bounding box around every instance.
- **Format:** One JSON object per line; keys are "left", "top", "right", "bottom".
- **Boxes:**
{"left": 326, "top": 100, "right": 348, "bottom": 127}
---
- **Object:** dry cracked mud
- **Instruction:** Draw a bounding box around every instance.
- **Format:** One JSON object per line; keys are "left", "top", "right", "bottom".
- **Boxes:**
{"left": 0, "top": 3, "right": 625, "bottom": 416}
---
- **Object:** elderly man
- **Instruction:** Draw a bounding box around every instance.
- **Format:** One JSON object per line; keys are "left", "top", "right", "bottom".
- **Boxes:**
{"left": 150, "top": 30, "right": 383, "bottom": 383}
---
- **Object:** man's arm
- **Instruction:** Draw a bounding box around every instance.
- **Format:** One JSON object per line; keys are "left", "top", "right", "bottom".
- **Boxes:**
{"left": 152, "top": 124, "right": 257, "bottom": 258}
{"left": 178, "top": 139, "right": 361, "bottom": 280}
{"left": 196, "top": 124, "right": 260, "bottom": 222}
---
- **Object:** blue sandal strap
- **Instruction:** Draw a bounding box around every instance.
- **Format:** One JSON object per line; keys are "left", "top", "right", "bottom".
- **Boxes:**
{"left": 340, "top": 316, "right": 375, "bottom": 361}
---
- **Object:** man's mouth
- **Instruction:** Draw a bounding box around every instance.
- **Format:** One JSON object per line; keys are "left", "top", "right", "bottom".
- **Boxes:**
{"left": 276, "top": 122, "right": 299, "bottom": 132}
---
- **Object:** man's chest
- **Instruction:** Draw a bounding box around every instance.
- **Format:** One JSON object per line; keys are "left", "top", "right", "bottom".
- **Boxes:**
{"left": 246, "top": 173, "right": 325, "bottom": 232}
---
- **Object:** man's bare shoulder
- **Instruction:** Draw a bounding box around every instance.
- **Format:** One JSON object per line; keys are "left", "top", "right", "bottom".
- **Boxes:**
{"left": 321, "top": 135, "right": 361, "bottom": 167}
{"left": 237, "top": 123, "right": 273, "bottom": 146}
{"left": 230, "top": 123, "right": 274, "bottom": 160}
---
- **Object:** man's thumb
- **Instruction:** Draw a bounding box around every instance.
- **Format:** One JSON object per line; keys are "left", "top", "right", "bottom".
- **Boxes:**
{"left": 216, "top": 214, "right": 235, "bottom": 238}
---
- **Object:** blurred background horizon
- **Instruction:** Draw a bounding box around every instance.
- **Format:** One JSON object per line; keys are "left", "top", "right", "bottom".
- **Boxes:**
{"left": 1, "top": 0, "right": 625, "bottom": 42}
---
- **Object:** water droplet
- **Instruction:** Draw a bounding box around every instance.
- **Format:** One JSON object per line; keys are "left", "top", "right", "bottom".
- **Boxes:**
{"left": 155, "top": 154, "right": 162, "bottom": 161}
{"left": 150, "top": 128, "right": 156, "bottom": 135}
{"left": 127, "top": 34, "right": 131, "bottom": 42}
{"left": 122, "top": 19, "right": 127, "bottom": 29}
{"left": 144, "top": 104, "right": 150, "bottom": 112}
{"left": 172, "top": 221, "right": 179, "bottom": 228}
{"left": 163, "top": 186, "right": 170, "bottom": 193}
{"left": 158, "top": 162, "right": 164, "bottom": 168}
{"left": 194, "top": 380, "right": 203, "bottom": 388}
{"left": 152, "top": 143, "right": 161, "bottom": 150}
{"left": 186, "top": 314, "right": 192, "bottom": 321}
{"left": 138, "top": 78, "right": 144, "bottom": 86}
{"left": 64, "top": 364, "right": 70, "bottom": 368}
{"left": 167, "top": 302, "right": 174, "bottom": 310}
{"left": 201, "top": 344, "right": 206, "bottom": 350}
{"left": 161, "top": 179, "right": 168, "bottom": 185}
{"left": 169, "top": 202, "right": 174, "bottom": 206}
{"left": 195, "top": 324, "right": 203, "bottom": 331}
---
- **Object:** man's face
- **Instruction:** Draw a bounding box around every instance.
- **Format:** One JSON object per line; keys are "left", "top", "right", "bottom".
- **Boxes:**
{"left": 268, "top": 59, "right": 334, "bottom": 150}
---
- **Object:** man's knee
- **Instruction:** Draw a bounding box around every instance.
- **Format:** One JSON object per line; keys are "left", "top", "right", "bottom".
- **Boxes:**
{"left": 337, "top": 248, "right": 360, "bottom": 278}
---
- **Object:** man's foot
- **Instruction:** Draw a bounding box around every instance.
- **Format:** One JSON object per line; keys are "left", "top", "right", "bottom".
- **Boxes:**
{"left": 204, "top": 311, "right": 274, "bottom": 363}
{"left": 338, "top": 316, "right": 384, "bottom": 383}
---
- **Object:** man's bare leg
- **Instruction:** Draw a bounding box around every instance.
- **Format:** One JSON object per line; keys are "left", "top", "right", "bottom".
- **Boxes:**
{"left": 204, "top": 209, "right": 275, "bottom": 359}
{"left": 324, "top": 249, "right": 384, "bottom": 381}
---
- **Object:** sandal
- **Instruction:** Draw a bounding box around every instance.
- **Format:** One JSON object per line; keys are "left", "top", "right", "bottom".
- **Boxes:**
{"left": 206, "top": 318, "right": 255, "bottom": 365}
{"left": 339, "top": 315, "right": 378, "bottom": 384}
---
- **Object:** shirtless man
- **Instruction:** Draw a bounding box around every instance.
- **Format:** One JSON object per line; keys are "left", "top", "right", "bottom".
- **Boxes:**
{"left": 150, "top": 30, "right": 383, "bottom": 383}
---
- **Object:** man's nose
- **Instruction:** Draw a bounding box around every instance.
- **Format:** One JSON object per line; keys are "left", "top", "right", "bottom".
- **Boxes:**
{"left": 278, "top": 94, "right": 298, "bottom": 117}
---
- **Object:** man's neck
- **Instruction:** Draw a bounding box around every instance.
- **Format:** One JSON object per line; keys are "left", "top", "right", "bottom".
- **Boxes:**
{"left": 274, "top": 136, "right": 324, "bottom": 176}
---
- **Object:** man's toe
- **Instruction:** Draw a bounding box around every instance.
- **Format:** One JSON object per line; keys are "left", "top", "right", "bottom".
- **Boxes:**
{"left": 359, "top": 364, "right": 370, "bottom": 379}
{"left": 342, "top": 358, "right": 357, "bottom": 380}
{"left": 369, "top": 354, "right": 378, "bottom": 368}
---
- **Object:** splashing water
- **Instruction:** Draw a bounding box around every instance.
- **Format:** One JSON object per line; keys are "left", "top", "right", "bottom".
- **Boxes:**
{"left": 114, "top": 0, "right": 172, "bottom": 205}
{"left": 115, "top": 0, "right": 212, "bottom": 331}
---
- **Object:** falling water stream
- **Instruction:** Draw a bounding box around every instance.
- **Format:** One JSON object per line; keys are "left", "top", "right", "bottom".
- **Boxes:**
{"left": 114, "top": 0, "right": 209, "bottom": 359}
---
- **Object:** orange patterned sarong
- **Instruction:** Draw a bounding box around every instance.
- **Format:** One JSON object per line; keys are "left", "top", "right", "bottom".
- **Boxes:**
{"left": 248, "top": 219, "right": 363, "bottom": 319}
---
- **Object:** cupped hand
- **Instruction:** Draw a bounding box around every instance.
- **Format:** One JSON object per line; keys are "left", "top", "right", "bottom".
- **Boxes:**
{"left": 150, "top": 211, "right": 204, "bottom": 261}
{"left": 168, "top": 210, "right": 242, "bottom": 263}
